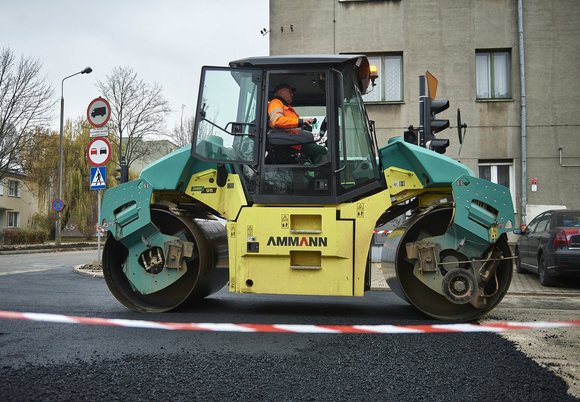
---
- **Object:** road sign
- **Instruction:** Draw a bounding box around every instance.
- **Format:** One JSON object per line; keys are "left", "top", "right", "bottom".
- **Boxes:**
{"left": 89, "top": 126, "right": 109, "bottom": 137}
{"left": 51, "top": 198, "right": 65, "bottom": 213}
{"left": 87, "top": 137, "right": 111, "bottom": 166}
{"left": 90, "top": 166, "right": 107, "bottom": 190}
{"left": 87, "top": 97, "right": 111, "bottom": 128}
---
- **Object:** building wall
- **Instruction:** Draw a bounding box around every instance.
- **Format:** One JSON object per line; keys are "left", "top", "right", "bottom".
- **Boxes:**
{"left": 0, "top": 174, "right": 40, "bottom": 232}
{"left": 270, "top": 0, "right": 580, "bottom": 222}
{"left": 129, "top": 139, "right": 179, "bottom": 176}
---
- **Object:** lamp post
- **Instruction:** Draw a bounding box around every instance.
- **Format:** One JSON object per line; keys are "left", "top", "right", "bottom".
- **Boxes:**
{"left": 55, "top": 66, "right": 92, "bottom": 246}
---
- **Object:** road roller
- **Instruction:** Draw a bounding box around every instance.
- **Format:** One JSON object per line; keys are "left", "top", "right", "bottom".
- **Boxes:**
{"left": 100, "top": 55, "right": 515, "bottom": 321}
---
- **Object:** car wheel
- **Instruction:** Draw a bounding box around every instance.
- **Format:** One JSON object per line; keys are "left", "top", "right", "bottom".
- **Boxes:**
{"left": 515, "top": 246, "right": 527, "bottom": 274}
{"left": 538, "top": 255, "right": 557, "bottom": 287}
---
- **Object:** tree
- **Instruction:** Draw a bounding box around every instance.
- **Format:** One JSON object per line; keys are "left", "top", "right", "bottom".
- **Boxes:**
{"left": 171, "top": 114, "right": 194, "bottom": 147}
{"left": 22, "top": 118, "right": 119, "bottom": 239}
{"left": 96, "top": 67, "right": 171, "bottom": 171}
{"left": 0, "top": 47, "right": 54, "bottom": 181}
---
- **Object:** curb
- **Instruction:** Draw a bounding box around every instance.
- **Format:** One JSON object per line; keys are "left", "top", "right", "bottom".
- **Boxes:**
{"left": 73, "top": 264, "right": 104, "bottom": 279}
{"left": 0, "top": 246, "right": 97, "bottom": 255}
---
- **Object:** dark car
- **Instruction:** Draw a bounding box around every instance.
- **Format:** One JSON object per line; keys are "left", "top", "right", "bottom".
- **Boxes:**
{"left": 514, "top": 209, "right": 580, "bottom": 286}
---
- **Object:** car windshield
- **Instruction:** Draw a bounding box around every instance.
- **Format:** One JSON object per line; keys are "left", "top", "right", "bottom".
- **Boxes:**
{"left": 556, "top": 211, "right": 580, "bottom": 227}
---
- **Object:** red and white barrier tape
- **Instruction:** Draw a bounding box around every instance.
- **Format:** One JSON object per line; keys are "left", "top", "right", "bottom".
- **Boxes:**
{"left": 0, "top": 310, "right": 578, "bottom": 334}
{"left": 373, "top": 230, "right": 392, "bottom": 235}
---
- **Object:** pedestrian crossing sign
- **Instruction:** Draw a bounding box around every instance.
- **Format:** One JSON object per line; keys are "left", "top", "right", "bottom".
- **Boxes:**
{"left": 90, "top": 166, "right": 106, "bottom": 190}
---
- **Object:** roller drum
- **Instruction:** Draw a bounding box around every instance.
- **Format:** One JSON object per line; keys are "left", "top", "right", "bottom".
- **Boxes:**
{"left": 102, "top": 206, "right": 228, "bottom": 312}
{"left": 381, "top": 206, "right": 512, "bottom": 321}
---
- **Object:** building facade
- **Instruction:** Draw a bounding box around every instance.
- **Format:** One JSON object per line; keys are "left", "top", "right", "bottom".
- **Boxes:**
{"left": 0, "top": 172, "right": 40, "bottom": 233}
{"left": 269, "top": 0, "right": 580, "bottom": 225}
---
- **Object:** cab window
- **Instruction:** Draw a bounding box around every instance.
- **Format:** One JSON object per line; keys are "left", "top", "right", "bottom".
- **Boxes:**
{"left": 192, "top": 67, "right": 261, "bottom": 164}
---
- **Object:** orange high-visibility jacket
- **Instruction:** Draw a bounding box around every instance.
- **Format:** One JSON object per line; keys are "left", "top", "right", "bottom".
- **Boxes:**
{"left": 268, "top": 98, "right": 303, "bottom": 129}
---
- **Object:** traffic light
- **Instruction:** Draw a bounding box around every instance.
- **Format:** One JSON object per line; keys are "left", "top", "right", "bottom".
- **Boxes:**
{"left": 419, "top": 72, "right": 450, "bottom": 154}
{"left": 115, "top": 165, "right": 129, "bottom": 183}
{"left": 403, "top": 125, "right": 419, "bottom": 145}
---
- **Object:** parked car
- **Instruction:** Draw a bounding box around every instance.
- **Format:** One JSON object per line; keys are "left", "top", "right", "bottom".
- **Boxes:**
{"left": 514, "top": 209, "right": 580, "bottom": 286}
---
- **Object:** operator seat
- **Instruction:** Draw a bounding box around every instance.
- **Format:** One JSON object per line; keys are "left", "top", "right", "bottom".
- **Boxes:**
{"left": 265, "top": 129, "right": 315, "bottom": 165}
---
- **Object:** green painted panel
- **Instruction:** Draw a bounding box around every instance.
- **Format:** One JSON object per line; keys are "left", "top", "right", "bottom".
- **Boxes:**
{"left": 140, "top": 145, "right": 216, "bottom": 191}
{"left": 379, "top": 137, "right": 473, "bottom": 187}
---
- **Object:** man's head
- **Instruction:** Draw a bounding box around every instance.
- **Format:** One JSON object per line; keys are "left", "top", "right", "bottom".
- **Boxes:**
{"left": 274, "top": 83, "right": 296, "bottom": 104}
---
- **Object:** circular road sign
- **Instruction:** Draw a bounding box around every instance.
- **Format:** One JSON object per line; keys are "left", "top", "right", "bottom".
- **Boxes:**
{"left": 51, "top": 198, "right": 65, "bottom": 213}
{"left": 87, "top": 97, "right": 111, "bottom": 128}
{"left": 87, "top": 137, "right": 111, "bottom": 166}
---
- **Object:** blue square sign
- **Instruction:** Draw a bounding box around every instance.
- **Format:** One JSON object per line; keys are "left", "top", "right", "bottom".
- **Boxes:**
{"left": 90, "top": 166, "right": 106, "bottom": 190}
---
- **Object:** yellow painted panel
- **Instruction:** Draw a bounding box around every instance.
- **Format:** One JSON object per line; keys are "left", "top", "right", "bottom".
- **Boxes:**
{"left": 229, "top": 206, "right": 354, "bottom": 296}
{"left": 185, "top": 170, "right": 247, "bottom": 220}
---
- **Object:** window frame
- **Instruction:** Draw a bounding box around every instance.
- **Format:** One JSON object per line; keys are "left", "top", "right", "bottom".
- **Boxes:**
{"left": 7, "top": 211, "right": 19, "bottom": 228}
{"left": 478, "top": 160, "right": 516, "bottom": 213}
{"left": 361, "top": 53, "right": 404, "bottom": 104}
{"left": 8, "top": 180, "right": 20, "bottom": 197}
{"left": 475, "top": 49, "right": 512, "bottom": 100}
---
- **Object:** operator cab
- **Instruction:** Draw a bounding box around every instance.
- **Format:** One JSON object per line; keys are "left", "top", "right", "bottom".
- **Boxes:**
{"left": 191, "top": 55, "right": 384, "bottom": 204}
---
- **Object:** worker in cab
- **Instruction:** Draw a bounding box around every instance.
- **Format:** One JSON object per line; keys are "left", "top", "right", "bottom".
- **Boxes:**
{"left": 268, "top": 83, "right": 327, "bottom": 164}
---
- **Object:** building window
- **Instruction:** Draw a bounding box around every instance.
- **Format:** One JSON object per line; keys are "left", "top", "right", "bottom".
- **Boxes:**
{"left": 8, "top": 180, "right": 19, "bottom": 197}
{"left": 362, "top": 54, "right": 403, "bottom": 103}
{"left": 8, "top": 211, "right": 19, "bottom": 228}
{"left": 478, "top": 160, "right": 516, "bottom": 212}
{"left": 0, "top": 180, "right": 3, "bottom": 196}
{"left": 476, "top": 50, "right": 511, "bottom": 99}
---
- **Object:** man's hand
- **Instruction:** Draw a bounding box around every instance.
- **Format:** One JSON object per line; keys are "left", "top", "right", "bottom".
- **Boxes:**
{"left": 302, "top": 117, "right": 315, "bottom": 126}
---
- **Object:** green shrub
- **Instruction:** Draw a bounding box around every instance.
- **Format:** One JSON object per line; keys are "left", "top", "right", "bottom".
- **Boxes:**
{"left": 1, "top": 229, "right": 47, "bottom": 245}
{"left": 28, "top": 212, "right": 53, "bottom": 234}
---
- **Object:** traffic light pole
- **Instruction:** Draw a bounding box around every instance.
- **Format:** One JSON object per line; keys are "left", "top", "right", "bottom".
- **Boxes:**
{"left": 418, "top": 75, "right": 428, "bottom": 148}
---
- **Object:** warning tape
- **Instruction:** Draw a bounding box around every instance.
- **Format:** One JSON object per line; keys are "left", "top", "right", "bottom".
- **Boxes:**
{"left": 373, "top": 230, "right": 393, "bottom": 235}
{"left": 0, "top": 310, "right": 578, "bottom": 334}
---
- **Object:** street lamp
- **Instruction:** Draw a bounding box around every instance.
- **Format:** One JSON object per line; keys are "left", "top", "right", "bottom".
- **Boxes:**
{"left": 55, "top": 66, "right": 92, "bottom": 246}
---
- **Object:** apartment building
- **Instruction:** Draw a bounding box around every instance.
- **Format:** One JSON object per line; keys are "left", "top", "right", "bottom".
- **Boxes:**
{"left": 0, "top": 171, "right": 39, "bottom": 232}
{"left": 269, "top": 0, "right": 580, "bottom": 224}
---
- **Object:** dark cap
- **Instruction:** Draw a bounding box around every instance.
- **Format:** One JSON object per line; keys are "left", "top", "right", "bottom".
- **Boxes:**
{"left": 274, "top": 83, "right": 296, "bottom": 93}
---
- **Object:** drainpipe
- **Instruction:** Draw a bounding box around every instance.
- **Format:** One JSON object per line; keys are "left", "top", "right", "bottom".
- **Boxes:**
{"left": 518, "top": 0, "right": 527, "bottom": 226}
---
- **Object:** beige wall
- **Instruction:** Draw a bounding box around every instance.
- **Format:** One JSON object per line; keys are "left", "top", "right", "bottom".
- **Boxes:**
{"left": 270, "top": 0, "right": 580, "bottom": 219}
{"left": 130, "top": 139, "right": 179, "bottom": 176}
{"left": 0, "top": 175, "right": 40, "bottom": 231}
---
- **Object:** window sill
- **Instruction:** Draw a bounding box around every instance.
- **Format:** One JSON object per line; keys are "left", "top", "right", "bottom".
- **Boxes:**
{"left": 364, "top": 101, "right": 405, "bottom": 105}
{"left": 475, "top": 98, "right": 513, "bottom": 103}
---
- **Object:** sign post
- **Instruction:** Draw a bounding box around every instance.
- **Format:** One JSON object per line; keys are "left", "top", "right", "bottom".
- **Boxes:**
{"left": 86, "top": 97, "right": 111, "bottom": 263}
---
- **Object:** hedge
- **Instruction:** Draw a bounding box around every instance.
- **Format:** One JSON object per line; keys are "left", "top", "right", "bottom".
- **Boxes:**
{"left": 1, "top": 229, "right": 47, "bottom": 245}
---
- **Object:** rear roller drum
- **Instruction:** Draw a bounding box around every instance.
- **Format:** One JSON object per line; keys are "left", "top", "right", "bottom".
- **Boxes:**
{"left": 394, "top": 207, "right": 512, "bottom": 321}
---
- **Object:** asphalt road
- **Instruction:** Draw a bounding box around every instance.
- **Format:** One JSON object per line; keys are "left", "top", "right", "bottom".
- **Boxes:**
{"left": 0, "top": 251, "right": 577, "bottom": 401}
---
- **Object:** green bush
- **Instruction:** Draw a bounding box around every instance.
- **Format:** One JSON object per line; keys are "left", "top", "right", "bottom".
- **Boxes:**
{"left": 28, "top": 212, "right": 53, "bottom": 234}
{"left": 1, "top": 229, "right": 47, "bottom": 245}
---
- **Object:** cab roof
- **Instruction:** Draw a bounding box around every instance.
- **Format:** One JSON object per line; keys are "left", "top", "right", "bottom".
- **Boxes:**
{"left": 229, "top": 54, "right": 365, "bottom": 68}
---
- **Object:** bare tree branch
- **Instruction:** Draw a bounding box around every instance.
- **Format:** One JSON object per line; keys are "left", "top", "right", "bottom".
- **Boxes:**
{"left": 0, "top": 47, "right": 54, "bottom": 181}
{"left": 96, "top": 66, "right": 170, "bottom": 169}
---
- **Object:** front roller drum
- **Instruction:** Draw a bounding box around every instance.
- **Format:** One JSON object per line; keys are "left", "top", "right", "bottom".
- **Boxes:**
{"left": 102, "top": 206, "right": 228, "bottom": 313}
{"left": 385, "top": 207, "right": 512, "bottom": 322}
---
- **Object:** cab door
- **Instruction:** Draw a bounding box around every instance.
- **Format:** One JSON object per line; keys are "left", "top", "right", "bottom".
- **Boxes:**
{"left": 191, "top": 67, "right": 263, "bottom": 165}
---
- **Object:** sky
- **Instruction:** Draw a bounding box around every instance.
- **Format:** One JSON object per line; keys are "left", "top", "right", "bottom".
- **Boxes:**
{"left": 0, "top": 0, "right": 270, "bottom": 133}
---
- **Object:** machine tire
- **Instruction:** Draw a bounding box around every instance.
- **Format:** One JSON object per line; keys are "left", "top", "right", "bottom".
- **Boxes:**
{"left": 394, "top": 207, "right": 513, "bottom": 322}
{"left": 102, "top": 205, "right": 224, "bottom": 312}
